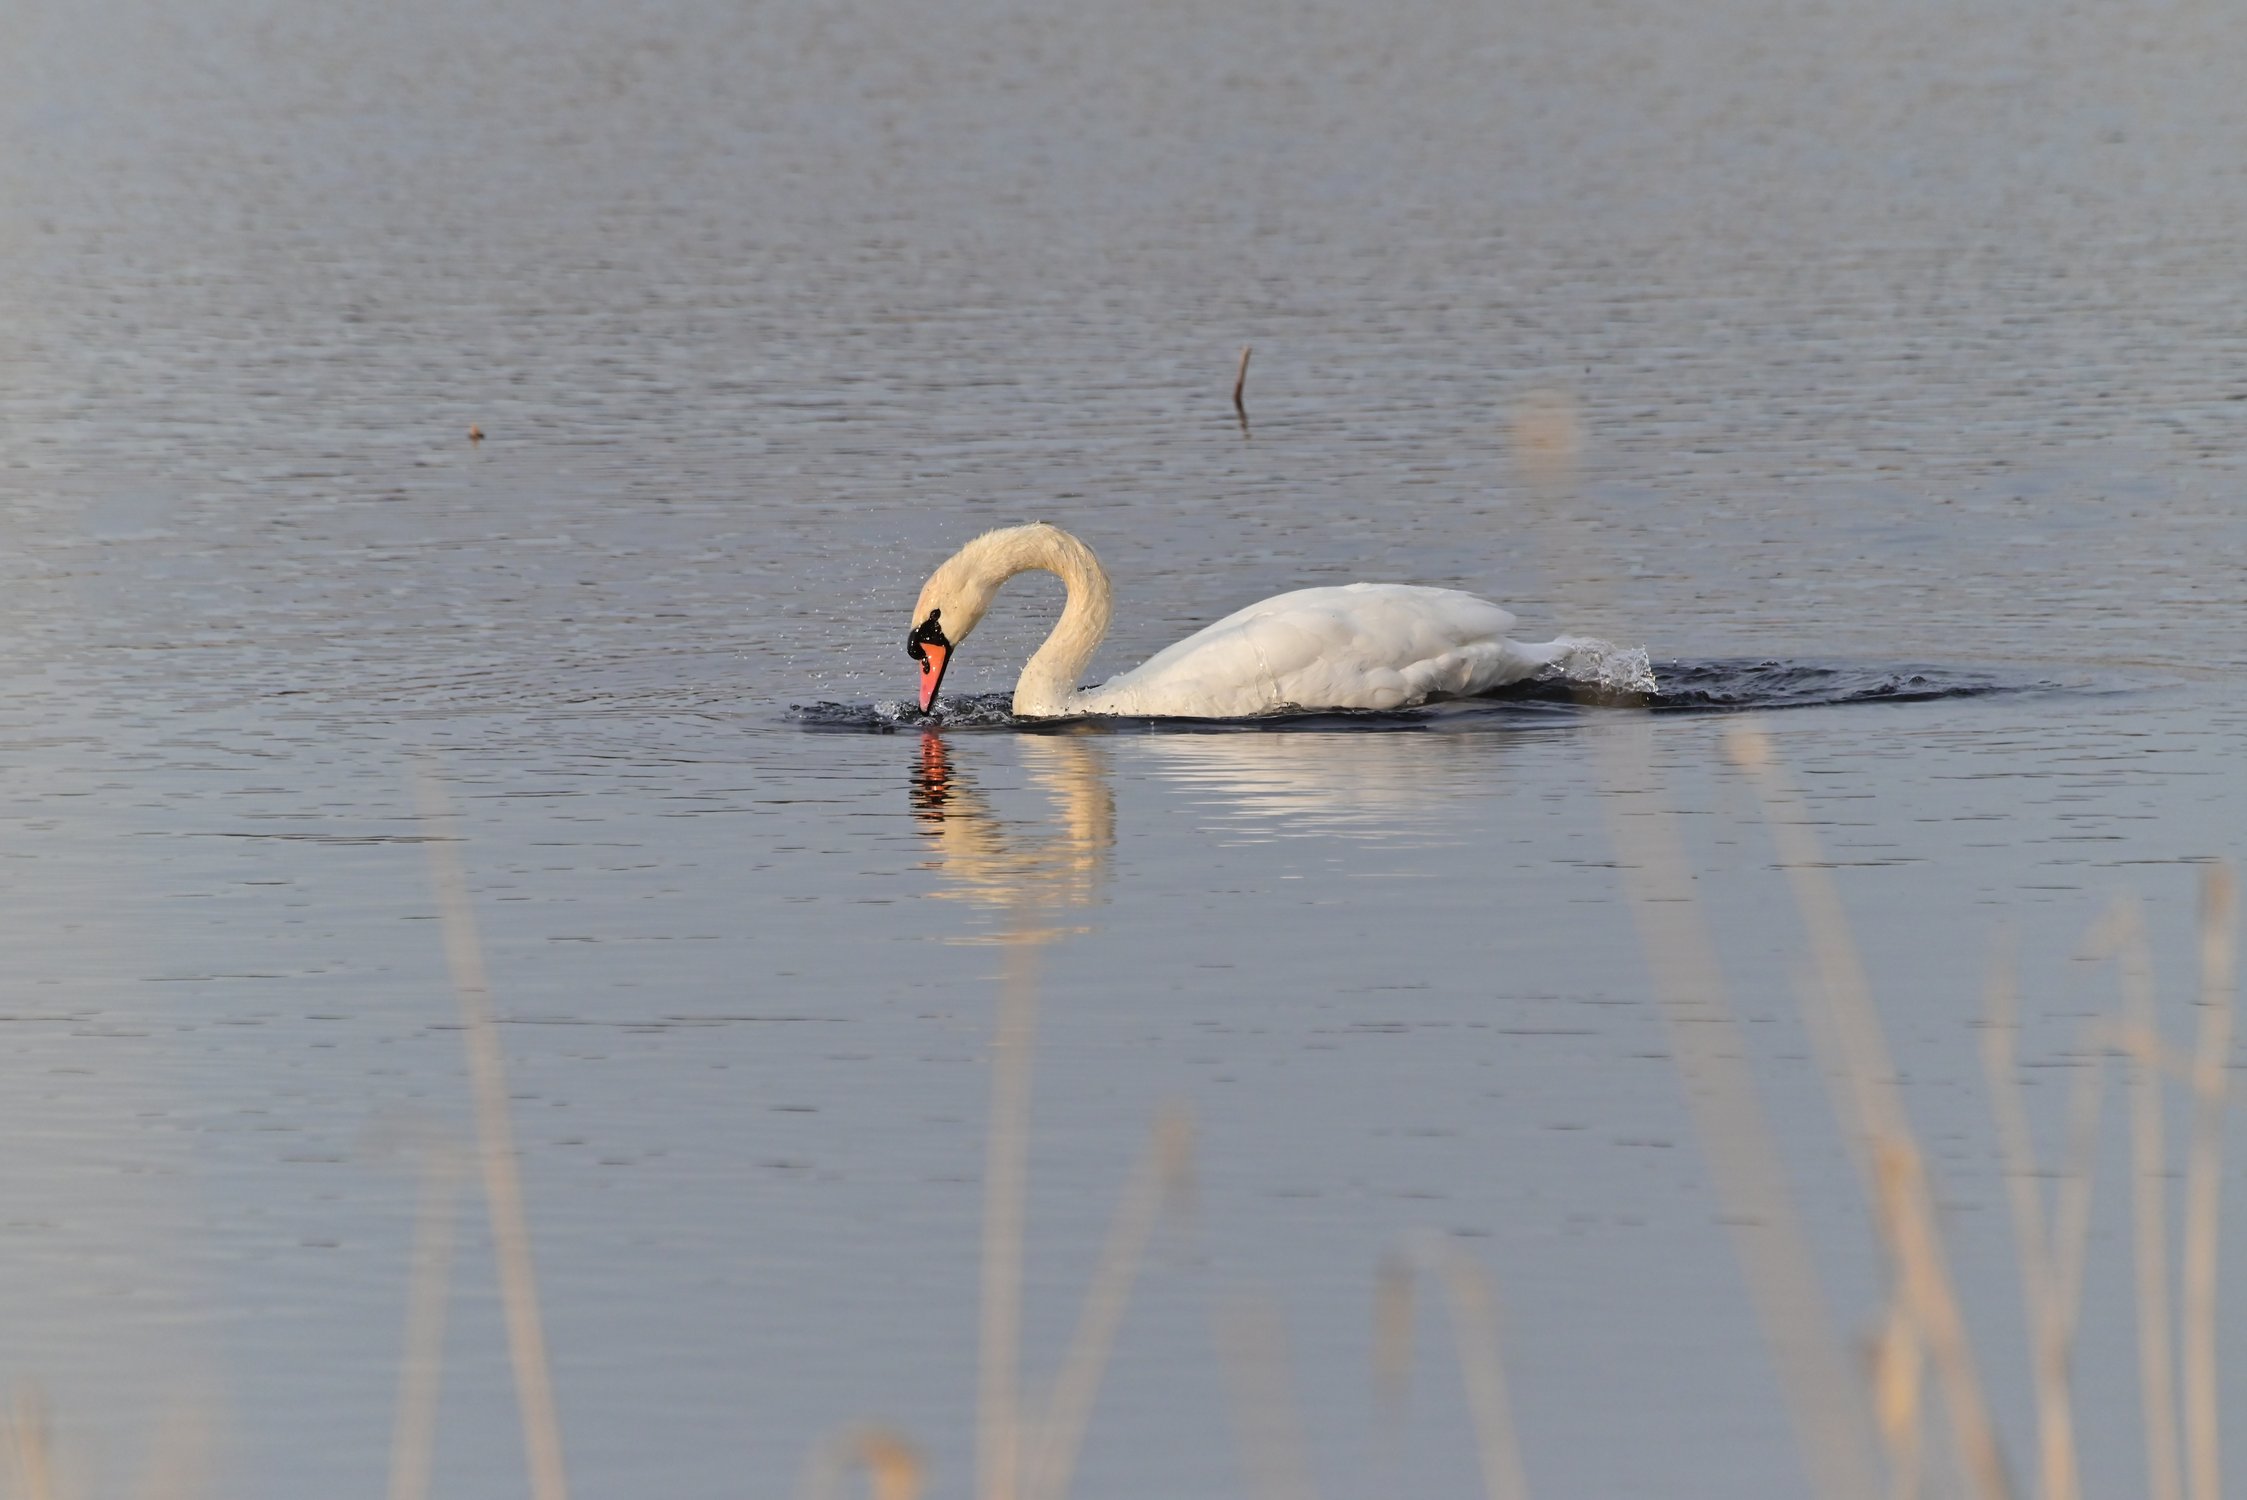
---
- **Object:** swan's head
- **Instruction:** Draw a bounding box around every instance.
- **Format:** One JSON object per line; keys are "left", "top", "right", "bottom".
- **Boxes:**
{"left": 908, "top": 523, "right": 1095, "bottom": 714}
{"left": 906, "top": 606, "right": 953, "bottom": 712}
{"left": 906, "top": 545, "right": 1003, "bottom": 713}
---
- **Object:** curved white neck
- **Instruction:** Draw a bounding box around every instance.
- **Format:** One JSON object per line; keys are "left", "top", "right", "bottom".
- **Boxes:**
{"left": 998, "top": 528, "right": 1112, "bottom": 716}
{"left": 934, "top": 525, "right": 1110, "bottom": 718}
{"left": 920, "top": 523, "right": 1115, "bottom": 717}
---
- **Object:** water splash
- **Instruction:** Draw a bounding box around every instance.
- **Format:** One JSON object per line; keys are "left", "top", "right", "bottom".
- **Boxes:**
{"left": 1544, "top": 637, "right": 1660, "bottom": 696}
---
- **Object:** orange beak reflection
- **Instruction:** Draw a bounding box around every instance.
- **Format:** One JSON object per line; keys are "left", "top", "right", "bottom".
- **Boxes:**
{"left": 915, "top": 641, "right": 950, "bottom": 712}
{"left": 911, "top": 731, "right": 952, "bottom": 820}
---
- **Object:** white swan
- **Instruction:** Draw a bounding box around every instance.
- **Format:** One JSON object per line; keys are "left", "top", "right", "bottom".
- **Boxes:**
{"left": 906, "top": 523, "right": 1605, "bottom": 719}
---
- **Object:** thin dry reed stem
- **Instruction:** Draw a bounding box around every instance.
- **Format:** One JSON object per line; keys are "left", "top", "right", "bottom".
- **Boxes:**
{"left": 1441, "top": 1258, "right": 1526, "bottom": 1500}
{"left": 1232, "top": 347, "right": 1252, "bottom": 418}
{"left": 2085, "top": 897, "right": 2182, "bottom": 1500}
{"left": 1216, "top": 1295, "right": 1320, "bottom": 1500}
{"left": 1982, "top": 940, "right": 2081, "bottom": 1500}
{"left": 387, "top": 1145, "right": 466, "bottom": 1500}
{"left": 2008, "top": 983, "right": 2119, "bottom": 1495}
{"left": 1025, "top": 1106, "right": 1194, "bottom": 1500}
{"left": 1373, "top": 1234, "right": 1529, "bottom": 1500}
{"left": 1728, "top": 725, "right": 2010, "bottom": 1500}
{"left": 1792, "top": 955, "right": 1932, "bottom": 1500}
{"left": 1790, "top": 956, "right": 1933, "bottom": 1497}
{"left": 2181, "top": 864, "right": 2234, "bottom": 1500}
{"left": 2047, "top": 1022, "right": 2108, "bottom": 1368}
{"left": 414, "top": 765, "right": 571, "bottom": 1500}
{"left": 1372, "top": 1251, "right": 1416, "bottom": 1493}
{"left": 1866, "top": 1140, "right": 2008, "bottom": 1500}
{"left": 977, "top": 935, "right": 1041, "bottom": 1500}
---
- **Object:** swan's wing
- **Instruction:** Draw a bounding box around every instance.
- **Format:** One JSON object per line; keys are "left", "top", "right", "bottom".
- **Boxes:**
{"left": 1079, "top": 584, "right": 1559, "bottom": 717}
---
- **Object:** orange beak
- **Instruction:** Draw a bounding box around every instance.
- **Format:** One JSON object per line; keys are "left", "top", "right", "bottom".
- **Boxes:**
{"left": 916, "top": 641, "right": 951, "bottom": 712}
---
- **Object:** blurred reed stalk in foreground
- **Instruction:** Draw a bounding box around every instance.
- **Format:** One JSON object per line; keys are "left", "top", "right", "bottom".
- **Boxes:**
{"left": 2076, "top": 866, "right": 2236, "bottom": 1500}
{"left": 2181, "top": 867, "right": 2233, "bottom": 1500}
{"left": 385, "top": 1140, "right": 466, "bottom": 1500}
{"left": 976, "top": 936, "right": 1040, "bottom": 1500}
{"left": 1735, "top": 735, "right": 2238, "bottom": 1500}
{"left": 1373, "top": 1231, "right": 1529, "bottom": 1500}
{"left": 2090, "top": 896, "right": 2181, "bottom": 1500}
{"left": 976, "top": 852, "right": 1195, "bottom": 1500}
{"left": 5, "top": 1389, "right": 57, "bottom": 1500}
{"left": 1513, "top": 391, "right": 1885, "bottom": 1500}
{"left": 1522, "top": 388, "right": 2240, "bottom": 1500}
{"left": 413, "top": 765, "right": 571, "bottom": 1500}
{"left": 1024, "top": 1106, "right": 1194, "bottom": 1500}
{"left": 1217, "top": 1294, "right": 1321, "bottom": 1500}
{"left": 1728, "top": 725, "right": 2011, "bottom": 1500}
{"left": 1982, "top": 940, "right": 2103, "bottom": 1500}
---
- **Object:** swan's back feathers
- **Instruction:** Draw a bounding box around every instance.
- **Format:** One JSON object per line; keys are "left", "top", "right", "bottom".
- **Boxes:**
{"left": 1074, "top": 584, "right": 1559, "bottom": 717}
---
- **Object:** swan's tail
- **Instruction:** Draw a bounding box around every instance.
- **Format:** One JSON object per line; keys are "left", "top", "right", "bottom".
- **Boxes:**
{"left": 1523, "top": 635, "right": 1658, "bottom": 694}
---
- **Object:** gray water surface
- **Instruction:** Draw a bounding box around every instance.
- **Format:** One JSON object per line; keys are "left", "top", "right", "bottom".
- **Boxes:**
{"left": 4, "top": 0, "right": 2247, "bottom": 1495}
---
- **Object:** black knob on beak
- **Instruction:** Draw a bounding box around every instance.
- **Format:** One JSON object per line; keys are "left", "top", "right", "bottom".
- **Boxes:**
{"left": 907, "top": 609, "right": 949, "bottom": 662}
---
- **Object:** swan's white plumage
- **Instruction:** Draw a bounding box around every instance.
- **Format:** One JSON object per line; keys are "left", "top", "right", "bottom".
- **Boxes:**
{"left": 1074, "top": 584, "right": 1571, "bottom": 717}
{"left": 909, "top": 523, "right": 1584, "bottom": 720}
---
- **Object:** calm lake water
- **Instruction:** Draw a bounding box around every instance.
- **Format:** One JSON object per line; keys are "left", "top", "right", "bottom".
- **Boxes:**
{"left": 4, "top": 0, "right": 2246, "bottom": 1495}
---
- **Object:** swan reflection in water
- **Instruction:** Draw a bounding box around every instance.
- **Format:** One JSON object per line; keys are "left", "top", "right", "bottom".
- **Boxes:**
{"left": 909, "top": 732, "right": 1114, "bottom": 941}
{"left": 910, "top": 728, "right": 1524, "bottom": 897}
{"left": 1133, "top": 729, "right": 1516, "bottom": 846}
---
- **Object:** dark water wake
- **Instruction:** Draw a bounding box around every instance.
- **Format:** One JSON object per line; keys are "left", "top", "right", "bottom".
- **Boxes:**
{"left": 792, "top": 660, "right": 2062, "bottom": 733}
